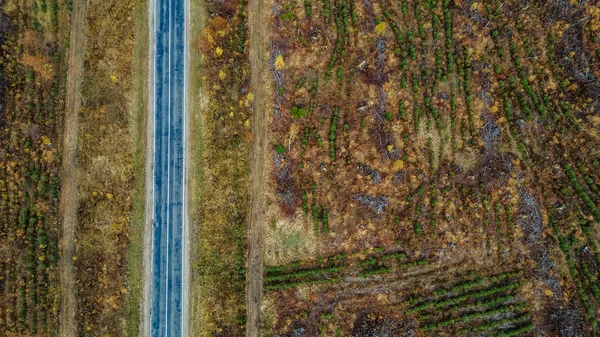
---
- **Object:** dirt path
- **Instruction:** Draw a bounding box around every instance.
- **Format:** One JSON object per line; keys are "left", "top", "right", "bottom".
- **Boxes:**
{"left": 58, "top": 1, "right": 88, "bottom": 336}
{"left": 246, "top": 0, "right": 272, "bottom": 334}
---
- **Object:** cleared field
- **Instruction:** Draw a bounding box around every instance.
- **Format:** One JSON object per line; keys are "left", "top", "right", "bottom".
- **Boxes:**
{"left": 258, "top": 0, "right": 600, "bottom": 336}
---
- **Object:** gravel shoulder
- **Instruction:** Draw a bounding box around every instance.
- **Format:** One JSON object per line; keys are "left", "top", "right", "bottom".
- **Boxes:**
{"left": 141, "top": 0, "right": 155, "bottom": 334}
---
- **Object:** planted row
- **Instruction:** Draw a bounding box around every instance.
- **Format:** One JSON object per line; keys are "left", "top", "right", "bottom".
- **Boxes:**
{"left": 550, "top": 214, "right": 597, "bottom": 326}
{"left": 265, "top": 277, "right": 340, "bottom": 290}
{"left": 421, "top": 302, "right": 528, "bottom": 332}
{"left": 456, "top": 312, "right": 531, "bottom": 335}
{"left": 406, "top": 281, "right": 523, "bottom": 315}
{"left": 265, "top": 265, "right": 342, "bottom": 284}
{"left": 564, "top": 164, "right": 600, "bottom": 220}
{"left": 329, "top": 107, "right": 340, "bottom": 161}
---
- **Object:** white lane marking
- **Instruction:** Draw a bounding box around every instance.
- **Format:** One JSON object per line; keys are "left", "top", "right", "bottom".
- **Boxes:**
{"left": 181, "top": 0, "right": 188, "bottom": 333}
{"left": 150, "top": 0, "right": 157, "bottom": 333}
{"left": 166, "top": 0, "right": 172, "bottom": 334}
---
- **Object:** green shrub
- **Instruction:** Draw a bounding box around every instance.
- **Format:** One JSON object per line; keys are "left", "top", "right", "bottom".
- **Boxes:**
{"left": 385, "top": 111, "right": 393, "bottom": 121}
{"left": 275, "top": 144, "right": 286, "bottom": 154}
{"left": 413, "top": 105, "right": 421, "bottom": 130}
{"left": 50, "top": 0, "right": 59, "bottom": 26}
{"left": 291, "top": 106, "right": 307, "bottom": 119}
{"left": 305, "top": 0, "right": 312, "bottom": 17}
{"left": 414, "top": 222, "right": 423, "bottom": 237}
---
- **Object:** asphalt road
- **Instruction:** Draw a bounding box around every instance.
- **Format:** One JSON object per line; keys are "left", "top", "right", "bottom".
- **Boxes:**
{"left": 150, "top": 0, "right": 186, "bottom": 335}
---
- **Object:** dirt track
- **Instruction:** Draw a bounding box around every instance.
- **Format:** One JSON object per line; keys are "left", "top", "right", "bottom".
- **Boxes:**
{"left": 58, "top": 1, "right": 88, "bottom": 336}
{"left": 246, "top": 0, "right": 272, "bottom": 334}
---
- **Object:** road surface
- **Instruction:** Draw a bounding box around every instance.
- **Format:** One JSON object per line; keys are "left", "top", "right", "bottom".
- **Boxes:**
{"left": 150, "top": 0, "right": 187, "bottom": 335}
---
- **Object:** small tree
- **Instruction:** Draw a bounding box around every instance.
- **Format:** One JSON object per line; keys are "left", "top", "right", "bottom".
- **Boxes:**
{"left": 291, "top": 106, "right": 307, "bottom": 119}
{"left": 275, "top": 144, "right": 285, "bottom": 154}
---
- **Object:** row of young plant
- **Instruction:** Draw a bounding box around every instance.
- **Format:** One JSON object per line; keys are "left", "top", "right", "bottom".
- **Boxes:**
{"left": 264, "top": 250, "right": 347, "bottom": 290}
{"left": 265, "top": 251, "right": 349, "bottom": 275}
{"left": 550, "top": 213, "right": 598, "bottom": 330}
{"left": 264, "top": 248, "right": 427, "bottom": 290}
{"left": 508, "top": 40, "right": 547, "bottom": 119}
{"left": 406, "top": 182, "right": 443, "bottom": 238}
{"left": 0, "top": 6, "right": 63, "bottom": 332}
{"left": 324, "top": 0, "right": 350, "bottom": 81}
{"left": 0, "top": 118, "right": 59, "bottom": 333}
{"left": 421, "top": 302, "right": 528, "bottom": 332}
{"left": 455, "top": 47, "right": 475, "bottom": 141}
{"left": 298, "top": 182, "right": 329, "bottom": 235}
{"left": 358, "top": 255, "right": 428, "bottom": 278}
{"left": 382, "top": 0, "right": 459, "bottom": 168}
{"left": 507, "top": 23, "right": 582, "bottom": 133}
{"left": 564, "top": 164, "right": 600, "bottom": 220}
{"left": 456, "top": 312, "right": 532, "bottom": 336}
{"left": 544, "top": 33, "right": 583, "bottom": 131}
{"left": 575, "top": 161, "right": 600, "bottom": 196}
{"left": 487, "top": 29, "right": 531, "bottom": 159}
{"left": 406, "top": 271, "right": 523, "bottom": 315}
{"left": 491, "top": 199, "right": 516, "bottom": 259}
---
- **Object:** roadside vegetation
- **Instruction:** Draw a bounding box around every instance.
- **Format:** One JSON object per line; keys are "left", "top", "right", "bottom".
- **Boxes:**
{"left": 73, "top": 0, "right": 144, "bottom": 335}
{"left": 189, "top": 0, "right": 251, "bottom": 335}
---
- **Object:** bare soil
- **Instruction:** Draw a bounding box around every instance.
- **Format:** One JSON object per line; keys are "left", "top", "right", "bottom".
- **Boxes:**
{"left": 58, "top": 0, "right": 88, "bottom": 336}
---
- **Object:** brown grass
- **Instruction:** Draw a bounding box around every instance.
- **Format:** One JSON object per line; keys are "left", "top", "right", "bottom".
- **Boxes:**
{"left": 189, "top": 0, "right": 251, "bottom": 335}
{"left": 72, "top": 0, "right": 138, "bottom": 335}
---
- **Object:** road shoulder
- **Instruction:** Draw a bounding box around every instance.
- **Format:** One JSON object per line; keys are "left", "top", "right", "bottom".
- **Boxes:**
{"left": 142, "top": 0, "right": 155, "bottom": 334}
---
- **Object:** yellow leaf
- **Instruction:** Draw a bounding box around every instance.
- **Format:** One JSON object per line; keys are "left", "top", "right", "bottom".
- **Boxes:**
{"left": 219, "top": 70, "right": 226, "bottom": 80}
{"left": 110, "top": 75, "right": 119, "bottom": 83}
{"left": 275, "top": 55, "right": 285, "bottom": 70}
{"left": 471, "top": 2, "right": 483, "bottom": 11}
{"left": 375, "top": 22, "right": 387, "bottom": 36}
{"left": 215, "top": 46, "right": 223, "bottom": 57}
{"left": 106, "top": 193, "right": 114, "bottom": 200}
{"left": 247, "top": 92, "right": 254, "bottom": 102}
{"left": 392, "top": 160, "right": 404, "bottom": 171}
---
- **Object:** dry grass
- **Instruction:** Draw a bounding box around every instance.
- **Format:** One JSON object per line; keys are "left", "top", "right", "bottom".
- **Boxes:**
{"left": 123, "top": 0, "right": 149, "bottom": 335}
{"left": 188, "top": 0, "right": 251, "bottom": 335}
{"left": 74, "top": 0, "right": 138, "bottom": 334}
